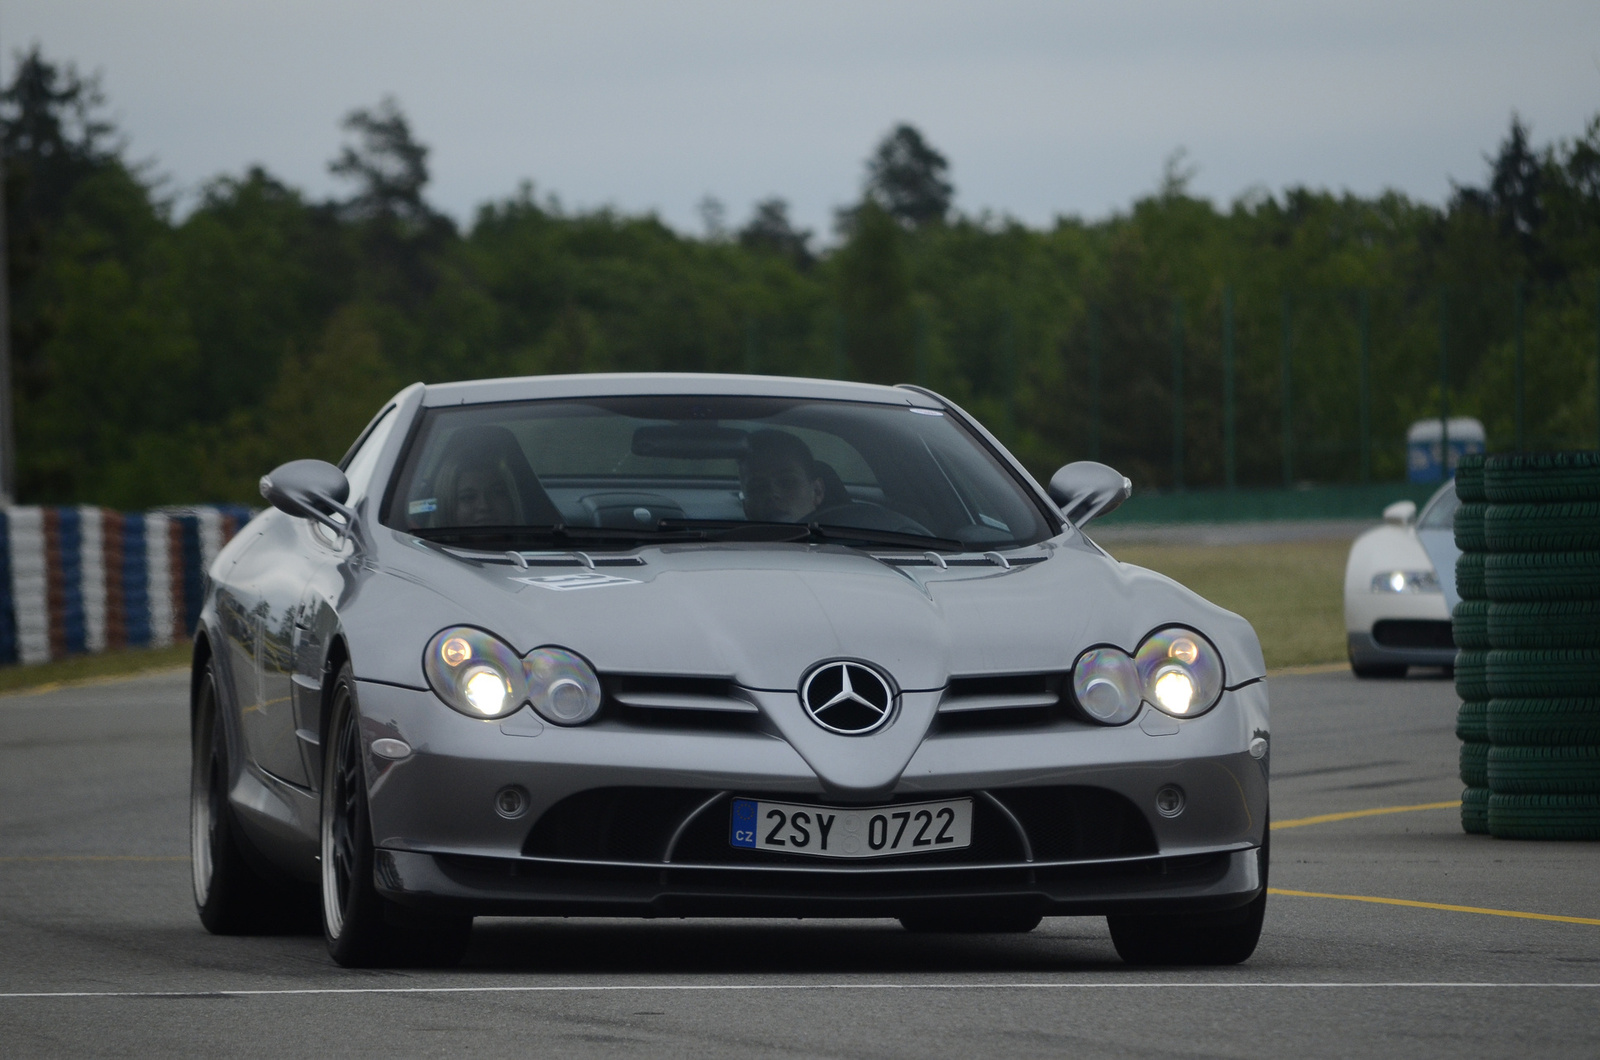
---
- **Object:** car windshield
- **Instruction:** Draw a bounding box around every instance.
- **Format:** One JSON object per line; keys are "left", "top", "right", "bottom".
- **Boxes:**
{"left": 383, "top": 395, "right": 1056, "bottom": 551}
{"left": 1417, "top": 481, "right": 1459, "bottom": 530}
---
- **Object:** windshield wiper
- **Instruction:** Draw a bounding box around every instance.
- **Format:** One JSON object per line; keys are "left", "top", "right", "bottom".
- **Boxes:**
{"left": 656, "top": 519, "right": 963, "bottom": 552}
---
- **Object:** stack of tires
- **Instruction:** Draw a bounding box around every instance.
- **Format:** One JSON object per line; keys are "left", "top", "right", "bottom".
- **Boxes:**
{"left": 1452, "top": 455, "right": 1490, "bottom": 833}
{"left": 1478, "top": 452, "right": 1600, "bottom": 840}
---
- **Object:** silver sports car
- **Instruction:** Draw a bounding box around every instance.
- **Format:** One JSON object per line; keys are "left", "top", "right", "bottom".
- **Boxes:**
{"left": 191, "top": 373, "right": 1270, "bottom": 968}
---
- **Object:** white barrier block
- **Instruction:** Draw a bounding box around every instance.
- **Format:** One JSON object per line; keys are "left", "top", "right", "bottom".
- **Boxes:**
{"left": 8, "top": 507, "right": 49, "bottom": 664}
{"left": 197, "top": 508, "right": 223, "bottom": 575}
{"left": 145, "top": 513, "right": 174, "bottom": 648}
{"left": 79, "top": 506, "right": 107, "bottom": 654}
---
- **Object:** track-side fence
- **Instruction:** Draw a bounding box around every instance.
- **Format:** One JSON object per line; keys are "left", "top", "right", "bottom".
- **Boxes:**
{"left": 0, "top": 506, "right": 255, "bottom": 666}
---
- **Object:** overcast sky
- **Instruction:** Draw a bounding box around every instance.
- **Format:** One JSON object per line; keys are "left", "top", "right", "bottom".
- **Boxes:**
{"left": 6, "top": 1, "right": 1599, "bottom": 239}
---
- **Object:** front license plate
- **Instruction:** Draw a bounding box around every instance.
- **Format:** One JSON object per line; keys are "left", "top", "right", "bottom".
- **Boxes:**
{"left": 729, "top": 797, "right": 973, "bottom": 858}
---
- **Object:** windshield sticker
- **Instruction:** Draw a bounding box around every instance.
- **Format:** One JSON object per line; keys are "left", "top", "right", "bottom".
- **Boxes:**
{"left": 408, "top": 497, "right": 438, "bottom": 515}
{"left": 514, "top": 572, "right": 640, "bottom": 591}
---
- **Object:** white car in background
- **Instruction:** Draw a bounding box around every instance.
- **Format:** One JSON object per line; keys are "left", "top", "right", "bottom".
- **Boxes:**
{"left": 1343, "top": 481, "right": 1460, "bottom": 678}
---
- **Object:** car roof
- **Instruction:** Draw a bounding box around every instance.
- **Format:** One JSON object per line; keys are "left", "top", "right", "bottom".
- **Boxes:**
{"left": 419, "top": 372, "right": 944, "bottom": 409}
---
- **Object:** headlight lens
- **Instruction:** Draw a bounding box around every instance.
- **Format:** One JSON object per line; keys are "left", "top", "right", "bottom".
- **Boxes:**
{"left": 1371, "top": 570, "right": 1441, "bottom": 594}
{"left": 424, "top": 627, "right": 526, "bottom": 719}
{"left": 1135, "top": 627, "right": 1224, "bottom": 718}
{"left": 526, "top": 647, "right": 603, "bottom": 726}
{"left": 1070, "top": 646, "right": 1141, "bottom": 725}
{"left": 424, "top": 628, "right": 604, "bottom": 724}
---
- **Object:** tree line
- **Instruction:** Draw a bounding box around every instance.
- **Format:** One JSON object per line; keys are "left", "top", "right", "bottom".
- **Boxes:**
{"left": 4, "top": 46, "right": 1598, "bottom": 508}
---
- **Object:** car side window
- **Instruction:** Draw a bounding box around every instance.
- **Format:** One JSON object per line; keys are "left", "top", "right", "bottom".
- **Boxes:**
{"left": 341, "top": 405, "right": 399, "bottom": 501}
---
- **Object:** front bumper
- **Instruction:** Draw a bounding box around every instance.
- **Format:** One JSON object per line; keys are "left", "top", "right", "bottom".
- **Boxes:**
{"left": 353, "top": 678, "right": 1270, "bottom": 918}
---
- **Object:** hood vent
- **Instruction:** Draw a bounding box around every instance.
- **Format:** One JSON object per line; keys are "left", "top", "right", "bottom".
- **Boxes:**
{"left": 442, "top": 547, "right": 646, "bottom": 569}
{"left": 874, "top": 553, "right": 1048, "bottom": 570}
{"left": 605, "top": 674, "right": 760, "bottom": 715}
{"left": 938, "top": 671, "right": 1065, "bottom": 714}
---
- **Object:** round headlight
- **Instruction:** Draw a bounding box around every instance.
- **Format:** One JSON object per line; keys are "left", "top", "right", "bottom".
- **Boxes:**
{"left": 1070, "top": 646, "right": 1141, "bottom": 725}
{"left": 423, "top": 627, "right": 527, "bottom": 719}
{"left": 1136, "top": 627, "right": 1224, "bottom": 718}
{"left": 527, "top": 648, "right": 603, "bottom": 726}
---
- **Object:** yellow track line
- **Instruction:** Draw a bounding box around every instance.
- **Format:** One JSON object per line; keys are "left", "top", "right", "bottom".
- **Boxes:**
{"left": 1274, "top": 801, "right": 1460, "bottom": 829}
{"left": 1270, "top": 888, "right": 1600, "bottom": 926}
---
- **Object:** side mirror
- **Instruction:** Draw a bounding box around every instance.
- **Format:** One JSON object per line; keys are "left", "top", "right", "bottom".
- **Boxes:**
{"left": 1383, "top": 500, "right": 1417, "bottom": 526}
{"left": 261, "top": 459, "right": 356, "bottom": 540}
{"left": 1048, "top": 461, "right": 1133, "bottom": 528}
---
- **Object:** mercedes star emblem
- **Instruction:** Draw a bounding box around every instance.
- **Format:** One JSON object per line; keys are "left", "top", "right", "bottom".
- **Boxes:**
{"left": 799, "top": 660, "right": 896, "bottom": 735}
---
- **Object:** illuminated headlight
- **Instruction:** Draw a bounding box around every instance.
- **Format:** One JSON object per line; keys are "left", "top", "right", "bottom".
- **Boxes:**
{"left": 424, "top": 627, "right": 526, "bottom": 719}
{"left": 1070, "top": 647, "right": 1141, "bottom": 725}
{"left": 1135, "top": 627, "right": 1225, "bottom": 718}
{"left": 1370, "top": 570, "right": 1440, "bottom": 594}
{"left": 423, "top": 628, "right": 603, "bottom": 725}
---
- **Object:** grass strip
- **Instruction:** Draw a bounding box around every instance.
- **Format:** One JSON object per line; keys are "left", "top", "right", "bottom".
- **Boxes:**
{"left": 0, "top": 643, "right": 189, "bottom": 696}
{"left": 1111, "top": 540, "right": 1350, "bottom": 669}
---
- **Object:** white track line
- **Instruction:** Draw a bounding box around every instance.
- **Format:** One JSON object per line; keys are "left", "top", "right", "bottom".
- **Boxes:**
{"left": 3, "top": 982, "right": 1598, "bottom": 1000}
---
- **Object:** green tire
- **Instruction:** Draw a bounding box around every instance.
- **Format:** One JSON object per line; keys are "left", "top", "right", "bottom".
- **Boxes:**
{"left": 1487, "top": 601, "right": 1600, "bottom": 650}
{"left": 1452, "top": 599, "right": 1489, "bottom": 649}
{"left": 1484, "top": 451, "right": 1600, "bottom": 504}
{"left": 1453, "top": 502, "right": 1487, "bottom": 552}
{"left": 1454, "top": 455, "right": 1486, "bottom": 504}
{"left": 1461, "top": 787, "right": 1489, "bottom": 834}
{"left": 1456, "top": 552, "right": 1487, "bottom": 601}
{"left": 1455, "top": 699, "right": 1489, "bottom": 742}
{"left": 1487, "top": 793, "right": 1600, "bottom": 840}
{"left": 1484, "top": 502, "right": 1600, "bottom": 553}
{"left": 1485, "top": 649, "right": 1600, "bottom": 698}
{"left": 1484, "top": 552, "right": 1600, "bottom": 602}
{"left": 1460, "top": 741, "right": 1489, "bottom": 788}
{"left": 1488, "top": 697, "right": 1600, "bottom": 746}
{"left": 1487, "top": 745, "right": 1600, "bottom": 794}
{"left": 1453, "top": 650, "right": 1489, "bottom": 701}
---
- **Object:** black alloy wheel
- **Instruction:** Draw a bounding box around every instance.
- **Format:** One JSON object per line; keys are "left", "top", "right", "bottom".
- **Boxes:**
{"left": 320, "top": 662, "right": 471, "bottom": 968}
{"left": 191, "top": 660, "right": 313, "bottom": 934}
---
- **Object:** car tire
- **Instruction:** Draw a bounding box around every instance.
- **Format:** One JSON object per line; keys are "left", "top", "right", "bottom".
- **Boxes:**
{"left": 1461, "top": 786, "right": 1490, "bottom": 834}
{"left": 1484, "top": 649, "right": 1600, "bottom": 698}
{"left": 899, "top": 909, "right": 1043, "bottom": 934}
{"left": 1455, "top": 699, "right": 1488, "bottom": 743}
{"left": 1487, "top": 697, "right": 1600, "bottom": 746}
{"left": 1484, "top": 552, "right": 1600, "bottom": 602}
{"left": 1108, "top": 836, "right": 1266, "bottom": 966}
{"left": 1484, "top": 502, "right": 1600, "bottom": 553}
{"left": 1453, "top": 651, "right": 1489, "bottom": 700}
{"left": 191, "top": 661, "right": 316, "bottom": 935}
{"left": 1460, "top": 741, "right": 1489, "bottom": 788}
{"left": 1487, "top": 793, "right": 1600, "bottom": 839}
{"left": 1487, "top": 601, "right": 1600, "bottom": 650}
{"left": 1452, "top": 600, "right": 1489, "bottom": 649}
{"left": 1108, "top": 889, "right": 1266, "bottom": 966}
{"left": 321, "top": 663, "right": 472, "bottom": 968}
{"left": 1483, "top": 451, "right": 1600, "bottom": 504}
{"left": 1453, "top": 502, "right": 1488, "bottom": 552}
{"left": 1487, "top": 745, "right": 1600, "bottom": 794}
{"left": 1455, "top": 552, "right": 1487, "bottom": 601}
{"left": 1455, "top": 456, "right": 1486, "bottom": 503}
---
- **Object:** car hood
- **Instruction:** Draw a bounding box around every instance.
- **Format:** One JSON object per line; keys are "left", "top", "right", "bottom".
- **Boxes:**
{"left": 345, "top": 532, "right": 1264, "bottom": 796}
{"left": 356, "top": 531, "right": 1265, "bottom": 694}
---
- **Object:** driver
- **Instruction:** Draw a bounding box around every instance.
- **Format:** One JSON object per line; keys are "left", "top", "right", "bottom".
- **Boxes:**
{"left": 739, "top": 430, "right": 825, "bottom": 523}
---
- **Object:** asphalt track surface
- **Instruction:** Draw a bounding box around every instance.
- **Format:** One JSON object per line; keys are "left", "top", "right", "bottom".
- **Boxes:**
{"left": 2, "top": 666, "right": 1597, "bottom": 1058}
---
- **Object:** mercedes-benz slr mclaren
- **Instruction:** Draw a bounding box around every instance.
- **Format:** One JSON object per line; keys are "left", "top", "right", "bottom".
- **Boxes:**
{"left": 190, "top": 373, "right": 1270, "bottom": 967}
